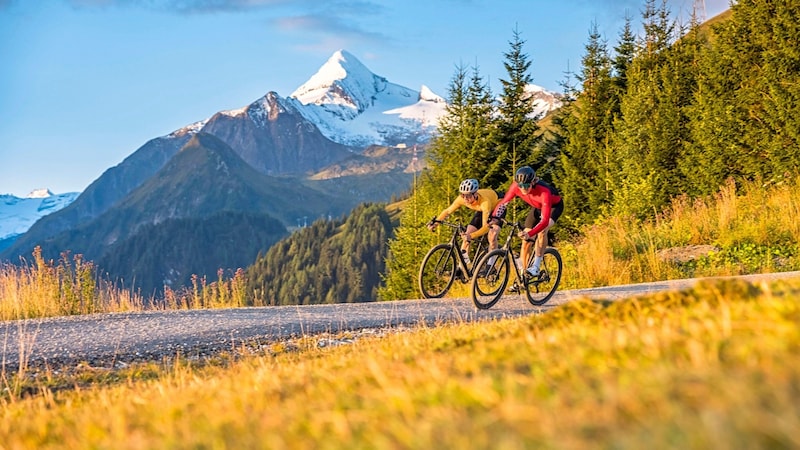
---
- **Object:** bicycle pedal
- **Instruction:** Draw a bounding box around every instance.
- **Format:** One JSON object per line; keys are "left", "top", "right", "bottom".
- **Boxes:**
{"left": 507, "top": 283, "right": 522, "bottom": 294}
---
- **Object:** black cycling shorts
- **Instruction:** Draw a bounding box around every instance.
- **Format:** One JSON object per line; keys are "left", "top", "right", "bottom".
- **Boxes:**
{"left": 469, "top": 207, "right": 505, "bottom": 230}
{"left": 524, "top": 199, "right": 564, "bottom": 229}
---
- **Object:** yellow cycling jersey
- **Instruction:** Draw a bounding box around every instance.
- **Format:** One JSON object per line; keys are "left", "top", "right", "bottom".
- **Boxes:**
{"left": 435, "top": 188, "right": 500, "bottom": 239}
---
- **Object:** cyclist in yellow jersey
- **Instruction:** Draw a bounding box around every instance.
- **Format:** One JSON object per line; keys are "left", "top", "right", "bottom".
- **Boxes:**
{"left": 427, "top": 179, "right": 505, "bottom": 257}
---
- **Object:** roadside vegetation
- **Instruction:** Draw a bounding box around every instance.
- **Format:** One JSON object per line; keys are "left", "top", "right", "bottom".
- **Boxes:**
{"left": 559, "top": 177, "right": 800, "bottom": 290}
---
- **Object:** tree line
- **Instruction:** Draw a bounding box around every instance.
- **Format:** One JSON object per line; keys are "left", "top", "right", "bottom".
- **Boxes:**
{"left": 380, "top": 0, "right": 800, "bottom": 300}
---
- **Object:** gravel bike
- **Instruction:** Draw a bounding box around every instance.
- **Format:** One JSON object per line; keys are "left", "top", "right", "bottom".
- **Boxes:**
{"left": 470, "top": 218, "right": 562, "bottom": 309}
{"left": 418, "top": 218, "right": 489, "bottom": 299}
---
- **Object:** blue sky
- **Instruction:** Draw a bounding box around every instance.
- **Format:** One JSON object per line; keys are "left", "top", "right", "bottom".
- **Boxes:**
{"left": 0, "top": 0, "right": 730, "bottom": 197}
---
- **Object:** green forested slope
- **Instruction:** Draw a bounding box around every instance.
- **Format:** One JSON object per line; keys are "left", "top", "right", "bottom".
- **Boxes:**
{"left": 382, "top": 0, "right": 800, "bottom": 299}
{"left": 245, "top": 203, "right": 397, "bottom": 305}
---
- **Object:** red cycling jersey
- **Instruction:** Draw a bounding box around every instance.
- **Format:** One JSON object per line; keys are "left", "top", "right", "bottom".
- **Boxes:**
{"left": 493, "top": 181, "right": 562, "bottom": 237}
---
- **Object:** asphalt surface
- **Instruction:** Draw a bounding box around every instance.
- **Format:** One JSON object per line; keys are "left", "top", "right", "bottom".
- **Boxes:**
{"left": 2, "top": 271, "right": 798, "bottom": 373}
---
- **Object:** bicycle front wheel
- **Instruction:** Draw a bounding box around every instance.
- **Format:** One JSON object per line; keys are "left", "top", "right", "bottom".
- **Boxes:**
{"left": 418, "top": 244, "right": 457, "bottom": 298}
{"left": 471, "top": 249, "right": 509, "bottom": 309}
{"left": 524, "top": 247, "right": 563, "bottom": 306}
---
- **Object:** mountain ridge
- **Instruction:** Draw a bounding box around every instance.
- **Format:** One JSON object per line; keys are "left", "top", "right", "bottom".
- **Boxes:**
{"left": 1, "top": 49, "right": 563, "bottom": 295}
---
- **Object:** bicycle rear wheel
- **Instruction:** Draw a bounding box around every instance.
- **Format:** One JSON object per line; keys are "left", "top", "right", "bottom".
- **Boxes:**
{"left": 471, "top": 249, "right": 509, "bottom": 309}
{"left": 418, "top": 244, "right": 457, "bottom": 298}
{"left": 523, "top": 247, "right": 562, "bottom": 306}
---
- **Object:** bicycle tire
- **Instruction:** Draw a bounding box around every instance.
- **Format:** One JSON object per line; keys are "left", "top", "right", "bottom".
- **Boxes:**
{"left": 470, "top": 249, "right": 509, "bottom": 309}
{"left": 523, "top": 247, "right": 563, "bottom": 306}
{"left": 418, "top": 244, "right": 457, "bottom": 298}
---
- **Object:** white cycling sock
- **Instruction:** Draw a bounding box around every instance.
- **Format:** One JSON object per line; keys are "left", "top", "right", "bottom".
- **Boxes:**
{"left": 528, "top": 256, "right": 543, "bottom": 275}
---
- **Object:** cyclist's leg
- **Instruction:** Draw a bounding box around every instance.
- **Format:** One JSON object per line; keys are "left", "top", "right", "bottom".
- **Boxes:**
{"left": 534, "top": 220, "right": 554, "bottom": 257}
{"left": 533, "top": 200, "right": 563, "bottom": 272}
{"left": 488, "top": 204, "right": 506, "bottom": 252}
{"left": 462, "top": 210, "right": 482, "bottom": 253}
{"left": 520, "top": 208, "right": 538, "bottom": 271}
{"left": 488, "top": 223, "right": 500, "bottom": 251}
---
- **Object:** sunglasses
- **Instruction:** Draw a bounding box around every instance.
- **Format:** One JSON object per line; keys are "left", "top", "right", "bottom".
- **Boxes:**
{"left": 461, "top": 193, "right": 476, "bottom": 200}
{"left": 518, "top": 182, "right": 531, "bottom": 189}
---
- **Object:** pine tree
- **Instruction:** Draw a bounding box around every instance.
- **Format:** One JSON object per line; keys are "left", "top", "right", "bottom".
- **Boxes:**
{"left": 380, "top": 64, "right": 495, "bottom": 299}
{"left": 686, "top": 0, "right": 800, "bottom": 191}
{"left": 493, "top": 27, "right": 544, "bottom": 185}
{"left": 730, "top": 0, "right": 800, "bottom": 182}
{"left": 612, "top": 0, "right": 681, "bottom": 218}
{"left": 557, "top": 22, "right": 617, "bottom": 231}
{"left": 611, "top": 14, "right": 636, "bottom": 115}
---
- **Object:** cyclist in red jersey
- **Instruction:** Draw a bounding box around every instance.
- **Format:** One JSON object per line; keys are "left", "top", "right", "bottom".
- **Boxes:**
{"left": 492, "top": 166, "right": 564, "bottom": 280}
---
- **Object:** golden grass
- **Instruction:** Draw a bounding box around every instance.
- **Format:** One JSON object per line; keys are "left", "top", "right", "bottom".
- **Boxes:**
{"left": 1, "top": 276, "right": 799, "bottom": 449}
{"left": 560, "top": 177, "right": 800, "bottom": 289}
{"left": 0, "top": 247, "right": 145, "bottom": 321}
{"left": 0, "top": 248, "right": 250, "bottom": 321}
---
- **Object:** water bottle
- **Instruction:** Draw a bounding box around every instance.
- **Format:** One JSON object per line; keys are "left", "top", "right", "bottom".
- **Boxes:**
{"left": 462, "top": 249, "right": 471, "bottom": 266}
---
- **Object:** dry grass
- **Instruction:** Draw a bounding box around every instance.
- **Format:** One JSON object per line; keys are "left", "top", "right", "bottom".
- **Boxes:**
{"left": 1, "top": 276, "right": 799, "bottom": 449}
{"left": 0, "top": 248, "right": 250, "bottom": 321}
{"left": 0, "top": 247, "right": 145, "bottom": 321}
{"left": 560, "top": 177, "right": 800, "bottom": 289}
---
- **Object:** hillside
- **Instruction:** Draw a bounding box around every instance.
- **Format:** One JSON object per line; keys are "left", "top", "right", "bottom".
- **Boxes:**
{"left": 19, "top": 133, "right": 338, "bottom": 293}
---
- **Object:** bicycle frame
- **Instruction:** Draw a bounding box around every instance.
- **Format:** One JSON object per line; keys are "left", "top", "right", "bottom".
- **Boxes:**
{"left": 494, "top": 219, "right": 531, "bottom": 283}
{"left": 418, "top": 218, "right": 489, "bottom": 299}
{"left": 434, "top": 219, "right": 485, "bottom": 279}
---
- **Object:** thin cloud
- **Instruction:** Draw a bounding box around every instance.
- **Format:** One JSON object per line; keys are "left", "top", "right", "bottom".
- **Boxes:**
{"left": 273, "top": 13, "right": 386, "bottom": 43}
{"left": 56, "top": 0, "right": 382, "bottom": 15}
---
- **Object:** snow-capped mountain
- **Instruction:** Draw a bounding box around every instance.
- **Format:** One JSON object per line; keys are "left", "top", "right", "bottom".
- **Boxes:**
{"left": 0, "top": 190, "right": 79, "bottom": 242}
{"left": 525, "top": 84, "right": 563, "bottom": 119}
{"left": 167, "top": 49, "right": 560, "bottom": 151}
{"left": 287, "top": 50, "right": 446, "bottom": 147}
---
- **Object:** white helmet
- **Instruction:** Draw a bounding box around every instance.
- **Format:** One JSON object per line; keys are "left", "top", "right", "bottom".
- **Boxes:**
{"left": 459, "top": 178, "right": 479, "bottom": 194}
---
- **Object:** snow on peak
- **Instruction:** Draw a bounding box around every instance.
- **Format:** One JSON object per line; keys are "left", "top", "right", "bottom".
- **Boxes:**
{"left": 419, "top": 85, "right": 445, "bottom": 103}
{"left": 523, "top": 83, "right": 563, "bottom": 118}
{"left": 26, "top": 188, "right": 54, "bottom": 198}
{"left": 1, "top": 191, "right": 79, "bottom": 241}
{"left": 525, "top": 84, "right": 547, "bottom": 94}
{"left": 155, "top": 50, "right": 559, "bottom": 150}
{"left": 167, "top": 119, "right": 208, "bottom": 138}
{"left": 290, "top": 50, "right": 380, "bottom": 110}
{"left": 287, "top": 50, "right": 446, "bottom": 146}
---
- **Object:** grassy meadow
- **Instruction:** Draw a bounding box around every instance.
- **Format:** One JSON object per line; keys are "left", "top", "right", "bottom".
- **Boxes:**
{"left": 1, "top": 276, "right": 799, "bottom": 448}
{"left": 1, "top": 177, "right": 800, "bottom": 448}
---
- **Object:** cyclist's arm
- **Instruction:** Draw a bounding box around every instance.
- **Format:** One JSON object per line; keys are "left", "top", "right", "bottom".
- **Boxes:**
{"left": 435, "top": 196, "right": 464, "bottom": 222}
{"left": 492, "top": 183, "right": 518, "bottom": 217}
{"left": 525, "top": 191, "right": 553, "bottom": 237}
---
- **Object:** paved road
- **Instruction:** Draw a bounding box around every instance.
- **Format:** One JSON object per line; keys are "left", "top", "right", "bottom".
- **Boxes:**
{"left": 2, "top": 271, "right": 798, "bottom": 373}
